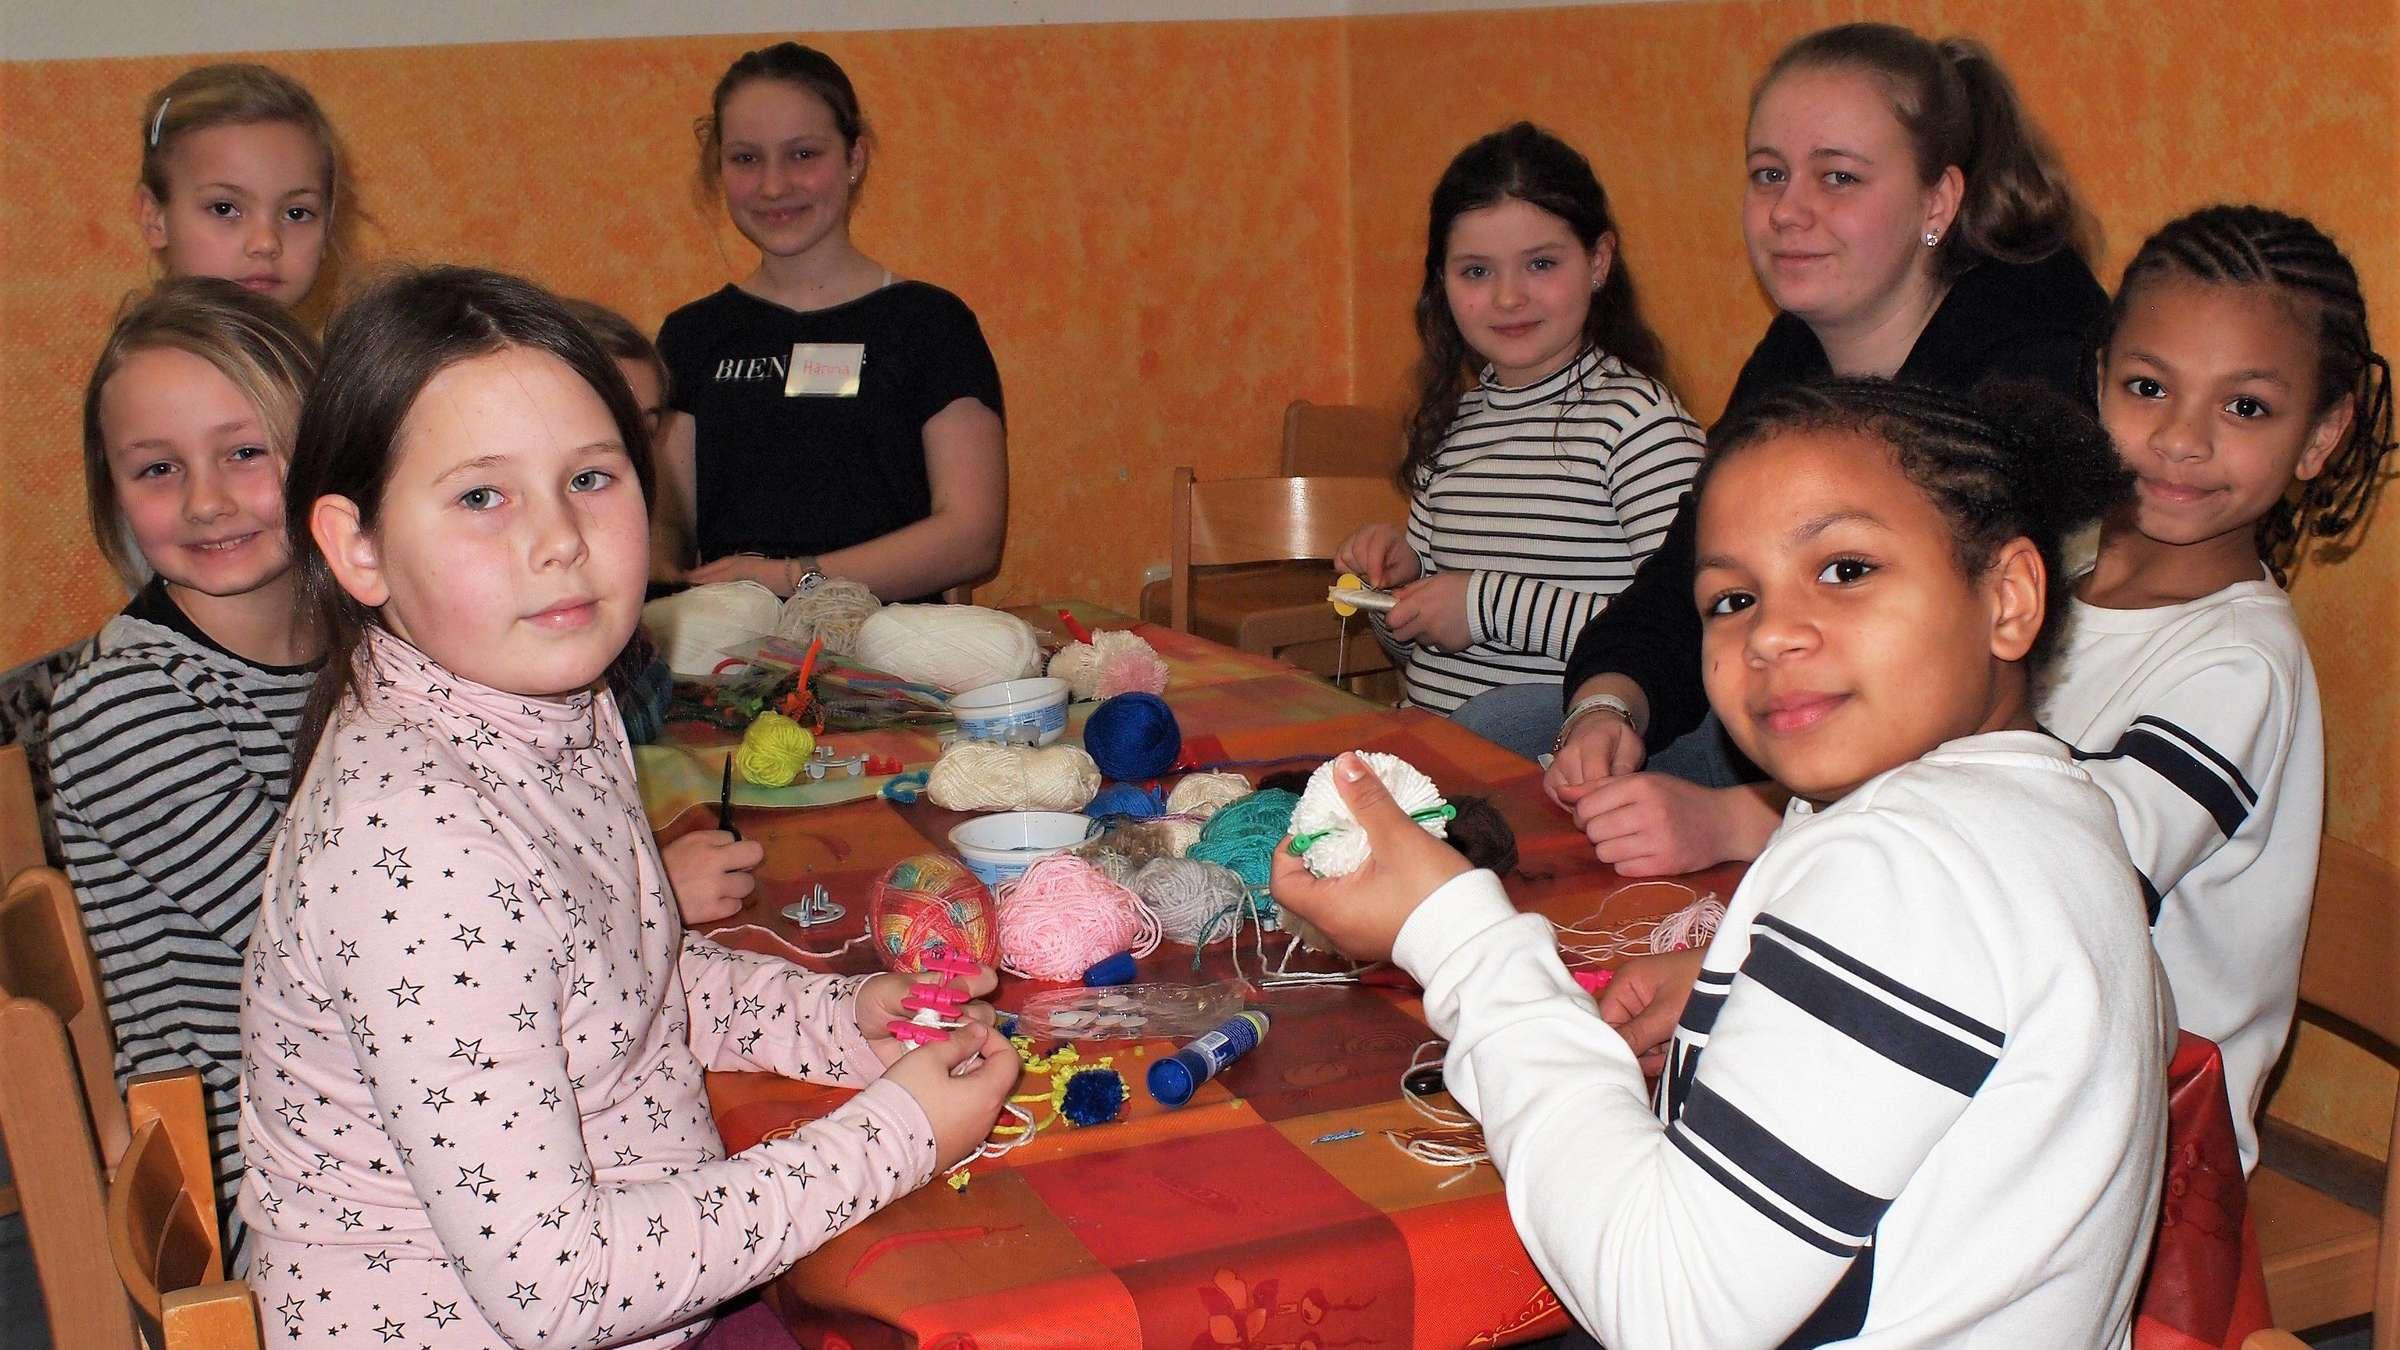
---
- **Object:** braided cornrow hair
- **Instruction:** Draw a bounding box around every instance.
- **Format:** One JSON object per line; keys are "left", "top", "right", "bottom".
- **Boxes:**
{"left": 1706, "top": 377, "right": 2131, "bottom": 671}
{"left": 2100, "top": 205, "right": 2396, "bottom": 582}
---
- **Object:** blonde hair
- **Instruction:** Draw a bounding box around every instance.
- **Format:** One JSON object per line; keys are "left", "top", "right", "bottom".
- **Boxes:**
{"left": 82, "top": 277, "right": 322, "bottom": 591}
{"left": 138, "top": 65, "right": 352, "bottom": 276}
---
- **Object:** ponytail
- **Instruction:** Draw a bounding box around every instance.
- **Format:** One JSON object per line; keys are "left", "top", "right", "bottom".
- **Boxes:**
{"left": 1753, "top": 24, "right": 2087, "bottom": 277}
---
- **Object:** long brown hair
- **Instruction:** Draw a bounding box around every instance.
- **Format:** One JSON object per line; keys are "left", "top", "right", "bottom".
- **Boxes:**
{"left": 1753, "top": 23, "right": 2087, "bottom": 278}
{"left": 285, "top": 267, "right": 655, "bottom": 769}
{"left": 138, "top": 63, "right": 356, "bottom": 302}
{"left": 1402, "top": 122, "right": 1672, "bottom": 490}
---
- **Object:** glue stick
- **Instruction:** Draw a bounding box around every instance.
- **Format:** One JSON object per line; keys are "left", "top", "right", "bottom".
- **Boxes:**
{"left": 1147, "top": 1011, "right": 1269, "bottom": 1107}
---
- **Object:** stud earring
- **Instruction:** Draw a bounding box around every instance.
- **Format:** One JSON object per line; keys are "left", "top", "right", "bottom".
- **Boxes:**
{"left": 1923, "top": 230, "right": 1941, "bottom": 248}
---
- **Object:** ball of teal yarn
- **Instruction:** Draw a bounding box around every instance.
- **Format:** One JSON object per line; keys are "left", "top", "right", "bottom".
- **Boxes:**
{"left": 1086, "top": 782, "right": 1167, "bottom": 820}
{"left": 1083, "top": 691, "right": 1182, "bottom": 781}
{"left": 1187, "top": 788, "right": 1299, "bottom": 891}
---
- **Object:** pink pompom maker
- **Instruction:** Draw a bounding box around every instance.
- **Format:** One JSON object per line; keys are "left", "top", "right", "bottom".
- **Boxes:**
{"left": 888, "top": 947, "right": 980, "bottom": 1046}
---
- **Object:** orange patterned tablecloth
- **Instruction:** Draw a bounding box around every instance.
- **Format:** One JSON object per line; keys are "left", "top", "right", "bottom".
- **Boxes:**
{"left": 660, "top": 602, "right": 1742, "bottom": 1350}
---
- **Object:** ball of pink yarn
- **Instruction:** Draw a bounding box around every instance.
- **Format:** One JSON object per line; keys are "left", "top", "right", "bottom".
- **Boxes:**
{"left": 995, "top": 854, "right": 1162, "bottom": 981}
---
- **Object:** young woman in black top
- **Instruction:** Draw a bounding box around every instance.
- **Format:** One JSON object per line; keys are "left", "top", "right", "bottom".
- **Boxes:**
{"left": 654, "top": 43, "right": 1006, "bottom": 604}
{"left": 1540, "top": 22, "right": 2105, "bottom": 876}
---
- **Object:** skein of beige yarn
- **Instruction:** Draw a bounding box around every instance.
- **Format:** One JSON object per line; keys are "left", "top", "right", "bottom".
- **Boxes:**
{"left": 642, "top": 581, "right": 783, "bottom": 677}
{"left": 926, "top": 741, "right": 1101, "bottom": 812}
{"left": 1165, "top": 772, "right": 1251, "bottom": 821}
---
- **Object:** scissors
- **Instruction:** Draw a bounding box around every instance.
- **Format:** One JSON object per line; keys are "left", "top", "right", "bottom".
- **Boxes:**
{"left": 718, "top": 754, "right": 742, "bottom": 843}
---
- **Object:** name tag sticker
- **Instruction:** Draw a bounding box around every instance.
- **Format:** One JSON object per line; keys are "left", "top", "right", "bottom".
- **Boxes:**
{"left": 786, "top": 343, "right": 865, "bottom": 397}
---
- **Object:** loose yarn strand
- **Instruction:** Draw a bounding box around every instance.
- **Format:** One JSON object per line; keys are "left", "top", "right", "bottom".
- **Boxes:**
{"left": 1389, "top": 1039, "right": 1488, "bottom": 1188}
{"left": 1552, "top": 884, "right": 1724, "bottom": 970}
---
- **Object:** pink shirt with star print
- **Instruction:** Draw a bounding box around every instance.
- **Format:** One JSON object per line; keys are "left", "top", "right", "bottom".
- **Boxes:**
{"left": 239, "top": 629, "right": 934, "bottom": 1348}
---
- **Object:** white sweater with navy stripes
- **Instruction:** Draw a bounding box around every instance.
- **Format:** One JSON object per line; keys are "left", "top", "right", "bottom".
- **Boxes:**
{"left": 47, "top": 583, "right": 314, "bottom": 1222}
{"left": 2042, "top": 575, "right": 2321, "bottom": 1173}
{"left": 1394, "top": 732, "right": 2171, "bottom": 1348}
{"left": 1386, "top": 347, "right": 1702, "bottom": 713}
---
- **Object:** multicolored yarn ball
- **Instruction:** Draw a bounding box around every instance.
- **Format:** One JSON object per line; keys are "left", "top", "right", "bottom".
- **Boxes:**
{"left": 1164, "top": 772, "right": 1250, "bottom": 820}
{"left": 1187, "top": 788, "right": 1300, "bottom": 891}
{"left": 1132, "top": 856, "right": 1251, "bottom": 946}
{"left": 996, "top": 854, "right": 1161, "bottom": 981}
{"left": 776, "top": 577, "right": 881, "bottom": 654}
{"left": 925, "top": 741, "right": 1100, "bottom": 812}
{"left": 734, "top": 711, "right": 816, "bottom": 787}
{"left": 1058, "top": 1066, "right": 1128, "bottom": 1126}
{"left": 1047, "top": 630, "right": 1170, "bottom": 701}
{"left": 1082, "top": 692, "right": 1181, "bottom": 781}
{"left": 1086, "top": 782, "right": 1168, "bottom": 820}
{"left": 869, "top": 854, "right": 1000, "bottom": 973}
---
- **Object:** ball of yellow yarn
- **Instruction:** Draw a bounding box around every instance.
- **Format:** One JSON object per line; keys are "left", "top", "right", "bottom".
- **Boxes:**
{"left": 735, "top": 712, "right": 816, "bottom": 787}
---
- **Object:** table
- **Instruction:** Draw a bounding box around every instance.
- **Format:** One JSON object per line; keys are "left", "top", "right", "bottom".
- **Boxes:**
{"left": 649, "top": 602, "right": 1743, "bottom": 1349}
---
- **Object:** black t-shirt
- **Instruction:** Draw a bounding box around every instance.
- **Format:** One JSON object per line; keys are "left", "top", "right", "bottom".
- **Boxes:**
{"left": 1559, "top": 250, "right": 2110, "bottom": 754}
{"left": 657, "top": 280, "right": 1004, "bottom": 566}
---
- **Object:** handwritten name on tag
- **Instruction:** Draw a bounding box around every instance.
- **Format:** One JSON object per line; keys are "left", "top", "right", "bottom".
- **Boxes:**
{"left": 785, "top": 342, "right": 865, "bottom": 397}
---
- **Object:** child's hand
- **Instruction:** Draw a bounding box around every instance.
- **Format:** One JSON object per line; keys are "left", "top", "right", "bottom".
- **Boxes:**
{"left": 1269, "top": 752, "right": 1473, "bottom": 962}
{"left": 880, "top": 1021, "right": 1020, "bottom": 1171}
{"left": 1597, "top": 948, "right": 1707, "bottom": 1075}
{"left": 855, "top": 966, "right": 1000, "bottom": 1068}
{"left": 1384, "top": 571, "right": 1473, "bottom": 652}
{"left": 1570, "top": 775, "right": 1779, "bottom": 877}
{"left": 1544, "top": 713, "right": 1646, "bottom": 808}
{"left": 1333, "top": 524, "right": 1420, "bottom": 590}
{"left": 662, "top": 830, "right": 765, "bottom": 924}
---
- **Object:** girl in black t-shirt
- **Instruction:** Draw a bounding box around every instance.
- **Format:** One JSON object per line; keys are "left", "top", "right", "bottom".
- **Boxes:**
{"left": 655, "top": 43, "right": 1006, "bottom": 604}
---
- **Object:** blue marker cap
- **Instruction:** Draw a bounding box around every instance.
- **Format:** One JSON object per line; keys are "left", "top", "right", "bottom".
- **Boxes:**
{"left": 1082, "top": 951, "right": 1138, "bottom": 986}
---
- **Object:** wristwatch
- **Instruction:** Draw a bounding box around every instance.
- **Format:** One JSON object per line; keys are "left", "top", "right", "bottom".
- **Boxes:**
{"left": 1552, "top": 692, "right": 1637, "bottom": 753}
{"left": 785, "top": 556, "right": 825, "bottom": 597}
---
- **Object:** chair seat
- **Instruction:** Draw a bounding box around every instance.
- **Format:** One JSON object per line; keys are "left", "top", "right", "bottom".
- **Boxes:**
{"left": 2251, "top": 1162, "right": 2378, "bottom": 1331}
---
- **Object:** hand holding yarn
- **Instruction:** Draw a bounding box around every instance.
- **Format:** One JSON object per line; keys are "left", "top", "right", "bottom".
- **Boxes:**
{"left": 856, "top": 962, "right": 1000, "bottom": 1067}
{"left": 879, "top": 1020, "right": 1020, "bottom": 1169}
{"left": 1269, "top": 753, "right": 1471, "bottom": 963}
{"left": 1288, "top": 751, "right": 1451, "bottom": 879}
{"left": 734, "top": 711, "right": 816, "bottom": 787}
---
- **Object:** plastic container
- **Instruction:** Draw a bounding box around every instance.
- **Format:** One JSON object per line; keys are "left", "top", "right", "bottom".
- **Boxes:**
{"left": 1147, "top": 1011, "right": 1269, "bottom": 1107}
{"left": 950, "top": 676, "right": 1070, "bottom": 747}
{"left": 946, "top": 810, "right": 1094, "bottom": 888}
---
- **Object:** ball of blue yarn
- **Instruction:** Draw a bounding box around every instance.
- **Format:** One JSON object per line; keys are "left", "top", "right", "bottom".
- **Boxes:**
{"left": 1082, "top": 692, "right": 1182, "bottom": 781}
{"left": 1085, "top": 781, "right": 1167, "bottom": 820}
{"left": 1059, "top": 1066, "right": 1127, "bottom": 1126}
{"left": 1187, "top": 788, "right": 1299, "bottom": 891}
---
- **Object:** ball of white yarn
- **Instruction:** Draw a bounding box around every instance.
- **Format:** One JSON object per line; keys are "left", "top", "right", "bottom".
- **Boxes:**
{"left": 777, "top": 578, "right": 881, "bottom": 654}
{"left": 643, "top": 581, "right": 783, "bottom": 677}
{"left": 1289, "top": 751, "right": 1448, "bottom": 879}
{"left": 1165, "top": 772, "right": 1250, "bottom": 821}
{"left": 855, "top": 604, "right": 1042, "bottom": 693}
{"left": 926, "top": 741, "right": 1100, "bottom": 812}
{"left": 1133, "top": 856, "right": 1251, "bottom": 945}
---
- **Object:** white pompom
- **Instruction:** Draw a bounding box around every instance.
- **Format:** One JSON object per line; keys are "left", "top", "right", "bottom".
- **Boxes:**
{"left": 1289, "top": 751, "right": 1448, "bottom": 878}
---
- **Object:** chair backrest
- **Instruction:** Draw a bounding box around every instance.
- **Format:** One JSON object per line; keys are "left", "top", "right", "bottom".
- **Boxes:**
{"left": 1280, "top": 400, "right": 1402, "bottom": 477}
{"left": 2, "top": 743, "right": 44, "bottom": 883}
{"left": 0, "top": 996, "right": 140, "bottom": 1348}
{"left": 111, "top": 1069, "right": 258, "bottom": 1349}
{"left": 0, "top": 865, "right": 126, "bottom": 1163}
{"left": 1168, "top": 468, "right": 1410, "bottom": 633}
{"left": 2297, "top": 834, "right": 2399, "bottom": 1348}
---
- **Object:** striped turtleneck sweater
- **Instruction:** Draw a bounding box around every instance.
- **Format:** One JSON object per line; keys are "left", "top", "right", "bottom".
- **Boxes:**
{"left": 1387, "top": 345, "right": 1703, "bottom": 713}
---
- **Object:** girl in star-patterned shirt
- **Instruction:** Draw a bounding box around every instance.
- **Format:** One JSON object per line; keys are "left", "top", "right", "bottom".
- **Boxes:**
{"left": 239, "top": 266, "right": 1018, "bottom": 1349}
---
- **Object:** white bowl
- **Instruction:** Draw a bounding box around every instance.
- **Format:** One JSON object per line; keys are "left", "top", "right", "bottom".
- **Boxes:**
{"left": 948, "top": 811, "right": 1094, "bottom": 888}
{"left": 950, "top": 676, "right": 1070, "bottom": 747}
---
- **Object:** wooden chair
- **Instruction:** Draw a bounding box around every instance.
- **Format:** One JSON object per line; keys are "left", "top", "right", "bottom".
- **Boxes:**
{"left": 2249, "top": 834, "right": 2399, "bottom": 1347}
{"left": 0, "top": 996, "right": 140, "bottom": 1347}
{"left": 0, "top": 865, "right": 126, "bottom": 1164}
{"left": 1280, "top": 400, "right": 1401, "bottom": 477}
{"left": 2, "top": 743, "right": 43, "bottom": 884}
{"left": 1166, "top": 467, "right": 1408, "bottom": 692}
{"left": 110, "top": 1068, "right": 260, "bottom": 1348}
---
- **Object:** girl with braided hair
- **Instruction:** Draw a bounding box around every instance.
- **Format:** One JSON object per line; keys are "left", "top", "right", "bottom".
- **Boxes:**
{"left": 2043, "top": 204, "right": 2393, "bottom": 1173}
{"left": 1275, "top": 378, "right": 2170, "bottom": 1346}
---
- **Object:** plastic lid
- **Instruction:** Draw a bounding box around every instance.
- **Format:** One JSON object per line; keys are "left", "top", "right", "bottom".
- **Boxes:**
{"left": 1147, "top": 1052, "right": 1200, "bottom": 1107}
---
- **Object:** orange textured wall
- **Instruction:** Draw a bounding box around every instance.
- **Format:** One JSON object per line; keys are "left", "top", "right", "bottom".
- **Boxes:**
{"left": 1345, "top": 0, "right": 2400, "bottom": 861}
{"left": 0, "top": 20, "right": 1355, "bottom": 668}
